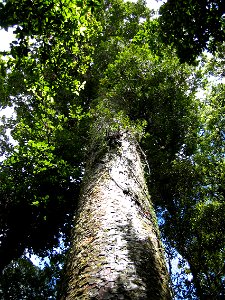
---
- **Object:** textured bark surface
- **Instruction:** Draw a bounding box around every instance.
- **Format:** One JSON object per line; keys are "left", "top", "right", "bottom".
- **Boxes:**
{"left": 60, "top": 132, "right": 172, "bottom": 299}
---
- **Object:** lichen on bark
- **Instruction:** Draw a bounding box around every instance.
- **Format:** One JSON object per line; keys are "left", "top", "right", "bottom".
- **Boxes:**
{"left": 60, "top": 130, "right": 172, "bottom": 300}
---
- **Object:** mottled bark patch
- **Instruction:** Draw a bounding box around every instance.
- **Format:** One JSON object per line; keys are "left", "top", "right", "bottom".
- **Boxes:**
{"left": 60, "top": 132, "right": 172, "bottom": 300}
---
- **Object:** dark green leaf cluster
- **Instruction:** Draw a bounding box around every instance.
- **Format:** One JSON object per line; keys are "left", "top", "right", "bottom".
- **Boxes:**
{"left": 0, "top": 255, "right": 63, "bottom": 299}
{"left": 0, "top": 0, "right": 224, "bottom": 298}
{"left": 159, "top": 0, "right": 225, "bottom": 62}
{"left": 154, "top": 81, "right": 225, "bottom": 298}
{"left": 0, "top": 0, "right": 97, "bottom": 273}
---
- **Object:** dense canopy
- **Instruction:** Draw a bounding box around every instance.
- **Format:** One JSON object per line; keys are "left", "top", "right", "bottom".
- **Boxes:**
{"left": 159, "top": 0, "right": 225, "bottom": 62}
{"left": 0, "top": 0, "right": 224, "bottom": 298}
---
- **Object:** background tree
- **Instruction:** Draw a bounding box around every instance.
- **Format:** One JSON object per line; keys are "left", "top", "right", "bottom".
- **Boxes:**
{"left": 158, "top": 0, "right": 225, "bottom": 62}
{"left": 141, "top": 46, "right": 225, "bottom": 298}
{"left": 0, "top": 0, "right": 96, "bottom": 272}
{"left": 0, "top": 256, "right": 60, "bottom": 299}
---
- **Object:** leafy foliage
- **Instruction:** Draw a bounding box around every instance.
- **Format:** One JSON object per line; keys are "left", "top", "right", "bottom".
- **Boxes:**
{"left": 154, "top": 80, "right": 225, "bottom": 298}
{"left": 159, "top": 0, "right": 225, "bottom": 62}
{"left": 0, "top": 0, "right": 98, "bottom": 271}
{"left": 0, "top": 0, "right": 224, "bottom": 298}
{"left": 0, "top": 255, "right": 63, "bottom": 299}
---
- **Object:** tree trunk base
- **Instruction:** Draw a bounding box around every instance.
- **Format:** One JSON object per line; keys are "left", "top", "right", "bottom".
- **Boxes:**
{"left": 60, "top": 132, "right": 172, "bottom": 300}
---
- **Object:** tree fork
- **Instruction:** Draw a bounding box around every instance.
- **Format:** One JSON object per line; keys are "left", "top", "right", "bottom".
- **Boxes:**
{"left": 60, "top": 131, "right": 172, "bottom": 299}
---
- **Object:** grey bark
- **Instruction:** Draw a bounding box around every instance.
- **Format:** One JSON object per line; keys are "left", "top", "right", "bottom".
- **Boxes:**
{"left": 60, "top": 131, "right": 172, "bottom": 299}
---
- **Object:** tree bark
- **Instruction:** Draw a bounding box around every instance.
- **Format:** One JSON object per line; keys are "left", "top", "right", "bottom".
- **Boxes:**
{"left": 60, "top": 131, "right": 172, "bottom": 299}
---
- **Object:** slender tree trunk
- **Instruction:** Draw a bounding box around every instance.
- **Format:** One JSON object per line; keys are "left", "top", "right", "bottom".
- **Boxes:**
{"left": 60, "top": 131, "right": 172, "bottom": 299}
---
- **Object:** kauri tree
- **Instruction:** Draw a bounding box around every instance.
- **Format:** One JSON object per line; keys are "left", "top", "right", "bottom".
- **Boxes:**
{"left": 0, "top": 0, "right": 224, "bottom": 299}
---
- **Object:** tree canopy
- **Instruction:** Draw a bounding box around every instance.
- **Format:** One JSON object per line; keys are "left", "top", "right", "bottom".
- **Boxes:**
{"left": 0, "top": 0, "right": 224, "bottom": 298}
{"left": 159, "top": 0, "right": 225, "bottom": 62}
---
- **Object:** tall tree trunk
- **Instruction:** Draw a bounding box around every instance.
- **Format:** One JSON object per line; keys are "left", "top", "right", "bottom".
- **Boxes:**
{"left": 60, "top": 131, "right": 172, "bottom": 299}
